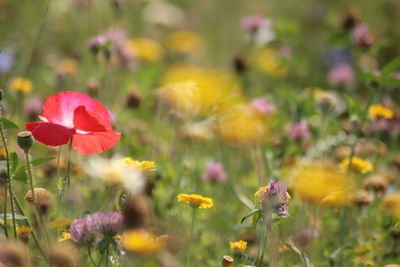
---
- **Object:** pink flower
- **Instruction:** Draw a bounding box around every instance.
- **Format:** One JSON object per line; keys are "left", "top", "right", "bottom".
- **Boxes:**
{"left": 289, "top": 122, "right": 311, "bottom": 140}
{"left": 240, "top": 15, "right": 268, "bottom": 31}
{"left": 202, "top": 162, "right": 228, "bottom": 182}
{"left": 26, "top": 91, "right": 121, "bottom": 154}
{"left": 250, "top": 98, "right": 276, "bottom": 115}
{"left": 327, "top": 64, "right": 354, "bottom": 86}
{"left": 353, "top": 24, "right": 374, "bottom": 48}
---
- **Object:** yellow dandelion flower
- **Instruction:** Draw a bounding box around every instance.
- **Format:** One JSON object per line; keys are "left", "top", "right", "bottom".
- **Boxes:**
{"left": 10, "top": 77, "right": 32, "bottom": 94}
{"left": 177, "top": 194, "right": 213, "bottom": 209}
{"left": 125, "top": 38, "right": 164, "bottom": 62}
{"left": 159, "top": 65, "right": 242, "bottom": 116}
{"left": 339, "top": 157, "right": 373, "bottom": 174}
{"left": 289, "top": 161, "right": 355, "bottom": 207}
{"left": 49, "top": 217, "right": 74, "bottom": 231}
{"left": 382, "top": 193, "right": 400, "bottom": 219}
{"left": 16, "top": 226, "right": 32, "bottom": 235}
{"left": 368, "top": 104, "right": 394, "bottom": 120}
{"left": 58, "top": 232, "right": 72, "bottom": 242}
{"left": 230, "top": 240, "right": 247, "bottom": 254}
{"left": 167, "top": 31, "right": 203, "bottom": 54}
{"left": 216, "top": 103, "right": 269, "bottom": 146}
{"left": 122, "top": 157, "right": 156, "bottom": 171}
{"left": 122, "top": 230, "right": 166, "bottom": 256}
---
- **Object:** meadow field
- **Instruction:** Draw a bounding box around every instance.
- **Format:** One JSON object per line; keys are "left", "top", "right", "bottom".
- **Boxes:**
{"left": 1, "top": 0, "right": 400, "bottom": 266}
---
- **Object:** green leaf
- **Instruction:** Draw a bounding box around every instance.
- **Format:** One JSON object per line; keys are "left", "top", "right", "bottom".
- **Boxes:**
{"left": 13, "top": 157, "right": 54, "bottom": 183}
{"left": 357, "top": 72, "right": 380, "bottom": 83}
{"left": 380, "top": 76, "right": 400, "bottom": 87}
{"left": 382, "top": 57, "right": 400, "bottom": 76}
{"left": 9, "top": 152, "right": 18, "bottom": 174}
{"left": 0, "top": 118, "right": 18, "bottom": 130}
{"left": 240, "top": 208, "right": 261, "bottom": 224}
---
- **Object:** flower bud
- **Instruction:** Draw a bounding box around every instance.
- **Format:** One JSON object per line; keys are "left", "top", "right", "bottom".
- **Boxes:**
{"left": 24, "top": 188, "right": 53, "bottom": 215}
{"left": 17, "top": 131, "right": 33, "bottom": 153}
{"left": 0, "top": 89, "right": 3, "bottom": 101}
{"left": 352, "top": 190, "right": 373, "bottom": 207}
{"left": 221, "top": 255, "right": 234, "bottom": 267}
{"left": 48, "top": 243, "right": 78, "bottom": 267}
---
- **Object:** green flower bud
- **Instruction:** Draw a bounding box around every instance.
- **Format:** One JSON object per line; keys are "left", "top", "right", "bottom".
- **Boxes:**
{"left": 17, "top": 131, "right": 33, "bottom": 153}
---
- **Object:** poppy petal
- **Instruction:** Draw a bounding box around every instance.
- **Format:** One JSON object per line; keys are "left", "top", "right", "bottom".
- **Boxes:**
{"left": 72, "top": 130, "right": 121, "bottom": 154}
{"left": 73, "top": 106, "right": 107, "bottom": 132}
{"left": 26, "top": 122, "right": 76, "bottom": 146}
{"left": 42, "top": 91, "right": 111, "bottom": 126}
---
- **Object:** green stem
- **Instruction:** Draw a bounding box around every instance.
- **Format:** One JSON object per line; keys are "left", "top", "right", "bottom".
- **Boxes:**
{"left": 88, "top": 247, "right": 97, "bottom": 267}
{"left": 186, "top": 207, "right": 196, "bottom": 267}
{"left": 66, "top": 139, "right": 72, "bottom": 187}
{"left": 13, "top": 192, "right": 47, "bottom": 261}
{"left": 0, "top": 116, "right": 16, "bottom": 239}
{"left": 2, "top": 177, "right": 8, "bottom": 238}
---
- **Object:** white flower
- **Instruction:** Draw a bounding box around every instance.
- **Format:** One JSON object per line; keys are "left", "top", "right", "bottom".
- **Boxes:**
{"left": 85, "top": 156, "right": 145, "bottom": 195}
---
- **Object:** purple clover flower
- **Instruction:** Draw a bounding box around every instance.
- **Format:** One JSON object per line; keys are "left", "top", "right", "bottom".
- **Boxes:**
{"left": 202, "top": 162, "right": 228, "bottom": 182}
{"left": 289, "top": 121, "right": 311, "bottom": 140}
{"left": 69, "top": 212, "right": 124, "bottom": 244}
{"left": 261, "top": 179, "right": 290, "bottom": 217}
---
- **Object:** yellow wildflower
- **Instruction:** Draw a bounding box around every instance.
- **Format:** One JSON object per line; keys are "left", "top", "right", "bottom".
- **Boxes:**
{"left": 289, "top": 161, "right": 355, "bottom": 207}
{"left": 0, "top": 147, "right": 6, "bottom": 160}
{"left": 368, "top": 104, "right": 394, "bottom": 120}
{"left": 159, "top": 65, "right": 242, "bottom": 116}
{"left": 58, "top": 232, "right": 72, "bottom": 242}
{"left": 339, "top": 157, "right": 373, "bottom": 174}
{"left": 177, "top": 194, "right": 214, "bottom": 209}
{"left": 122, "top": 157, "right": 156, "bottom": 171}
{"left": 216, "top": 103, "right": 269, "bottom": 146}
{"left": 49, "top": 217, "right": 74, "bottom": 231}
{"left": 167, "top": 31, "right": 203, "bottom": 54}
{"left": 16, "top": 226, "right": 32, "bottom": 235}
{"left": 10, "top": 77, "right": 32, "bottom": 94}
{"left": 252, "top": 48, "right": 287, "bottom": 78}
{"left": 230, "top": 240, "right": 247, "bottom": 254}
{"left": 125, "top": 38, "right": 164, "bottom": 62}
{"left": 382, "top": 193, "right": 400, "bottom": 219}
{"left": 122, "top": 230, "right": 166, "bottom": 255}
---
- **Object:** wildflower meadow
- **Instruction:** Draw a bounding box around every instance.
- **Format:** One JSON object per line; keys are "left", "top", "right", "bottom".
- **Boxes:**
{"left": 2, "top": 0, "right": 400, "bottom": 266}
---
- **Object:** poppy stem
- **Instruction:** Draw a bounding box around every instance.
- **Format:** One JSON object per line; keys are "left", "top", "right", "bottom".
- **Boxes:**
{"left": 66, "top": 138, "right": 73, "bottom": 188}
{"left": 0, "top": 106, "right": 17, "bottom": 239}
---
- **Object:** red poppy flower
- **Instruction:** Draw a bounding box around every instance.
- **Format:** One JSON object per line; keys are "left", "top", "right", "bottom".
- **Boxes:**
{"left": 26, "top": 91, "right": 121, "bottom": 154}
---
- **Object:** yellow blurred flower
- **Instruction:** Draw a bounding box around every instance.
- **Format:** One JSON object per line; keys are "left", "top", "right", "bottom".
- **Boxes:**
{"left": 177, "top": 193, "right": 214, "bottom": 209}
{"left": 252, "top": 48, "right": 287, "bottom": 78}
{"left": 122, "top": 230, "right": 166, "bottom": 255}
{"left": 289, "top": 161, "right": 354, "bottom": 207}
{"left": 339, "top": 157, "right": 373, "bottom": 174}
{"left": 56, "top": 58, "right": 79, "bottom": 76}
{"left": 159, "top": 65, "right": 242, "bottom": 116}
{"left": 16, "top": 226, "right": 32, "bottom": 236}
{"left": 125, "top": 38, "right": 164, "bottom": 62}
{"left": 382, "top": 193, "right": 400, "bottom": 219}
{"left": 229, "top": 240, "right": 247, "bottom": 254}
{"left": 216, "top": 103, "right": 269, "bottom": 146}
{"left": 58, "top": 232, "right": 72, "bottom": 242}
{"left": 0, "top": 147, "right": 6, "bottom": 160}
{"left": 121, "top": 157, "right": 156, "bottom": 171}
{"left": 167, "top": 31, "right": 203, "bottom": 54}
{"left": 10, "top": 77, "right": 32, "bottom": 94}
{"left": 368, "top": 104, "right": 394, "bottom": 120}
{"left": 49, "top": 217, "right": 74, "bottom": 231}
